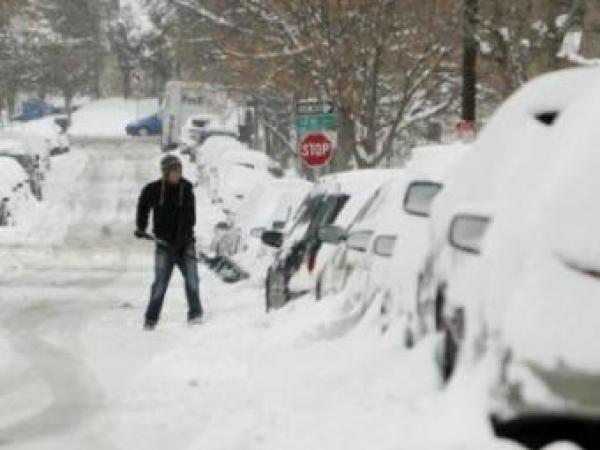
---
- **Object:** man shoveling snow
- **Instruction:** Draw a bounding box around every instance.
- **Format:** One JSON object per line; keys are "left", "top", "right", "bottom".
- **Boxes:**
{"left": 134, "top": 154, "right": 203, "bottom": 330}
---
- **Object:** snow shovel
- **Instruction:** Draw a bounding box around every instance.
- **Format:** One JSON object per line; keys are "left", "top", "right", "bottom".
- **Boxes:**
{"left": 140, "top": 233, "right": 250, "bottom": 284}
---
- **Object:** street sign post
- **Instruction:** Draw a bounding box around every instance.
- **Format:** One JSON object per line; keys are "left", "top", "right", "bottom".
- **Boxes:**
{"left": 296, "top": 99, "right": 336, "bottom": 169}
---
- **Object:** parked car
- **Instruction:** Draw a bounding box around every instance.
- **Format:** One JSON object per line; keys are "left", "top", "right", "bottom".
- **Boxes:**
{"left": 209, "top": 179, "right": 312, "bottom": 264}
{"left": 261, "top": 170, "right": 396, "bottom": 311}
{"left": 12, "top": 99, "right": 59, "bottom": 122}
{"left": 199, "top": 141, "right": 282, "bottom": 212}
{"left": 416, "top": 67, "right": 600, "bottom": 382}
{"left": 0, "top": 155, "right": 32, "bottom": 225}
{"left": 315, "top": 146, "right": 466, "bottom": 344}
{"left": 444, "top": 69, "right": 600, "bottom": 449}
{"left": 16, "top": 116, "right": 71, "bottom": 157}
{"left": 0, "top": 137, "right": 44, "bottom": 200}
{"left": 126, "top": 113, "right": 162, "bottom": 136}
{"left": 180, "top": 113, "right": 216, "bottom": 147}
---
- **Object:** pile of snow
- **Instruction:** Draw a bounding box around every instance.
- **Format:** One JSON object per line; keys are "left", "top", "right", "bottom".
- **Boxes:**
{"left": 69, "top": 97, "right": 159, "bottom": 137}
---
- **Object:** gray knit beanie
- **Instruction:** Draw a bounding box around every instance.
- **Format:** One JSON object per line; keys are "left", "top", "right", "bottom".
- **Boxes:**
{"left": 160, "top": 154, "right": 182, "bottom": 177}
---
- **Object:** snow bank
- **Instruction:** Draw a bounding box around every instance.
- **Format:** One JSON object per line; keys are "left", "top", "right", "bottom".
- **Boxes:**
{"left": 69, "top": 97, "right": 159, "bottom": 137}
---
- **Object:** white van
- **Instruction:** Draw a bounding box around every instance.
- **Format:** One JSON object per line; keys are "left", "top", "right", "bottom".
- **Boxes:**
{"left": 161, "top": 82, "right": 228, "bottom": 151}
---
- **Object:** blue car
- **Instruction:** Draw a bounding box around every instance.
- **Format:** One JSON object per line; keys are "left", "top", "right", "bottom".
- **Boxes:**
{"left": 126, "top": 113, "right": 162, "bottom": 136}
{"left": 13, "top": 99, "right": 59, "bottom": 122}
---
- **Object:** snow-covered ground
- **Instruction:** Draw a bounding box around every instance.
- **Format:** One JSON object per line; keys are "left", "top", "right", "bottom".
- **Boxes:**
{"left": 69, "top": 98, "right": 159, "bottom": 137}
{"left": 0, "top": 138, "right": 535, "bottom": 450}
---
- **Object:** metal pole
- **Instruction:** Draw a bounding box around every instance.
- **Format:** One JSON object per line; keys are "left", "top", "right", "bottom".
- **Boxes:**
{"left": 462, "top": 0, "right": 479, "bottom": 122}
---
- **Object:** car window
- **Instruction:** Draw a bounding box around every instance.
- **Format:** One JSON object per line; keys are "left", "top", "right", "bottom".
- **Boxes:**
{"left": 288, "top": 194, "right": 325, "bottom": 235}
{"left": 347, "top": 187, "right": 384, "bottom": 231}
{"left": 192, "top": 119, "right": 209, "bottom": 128}
{"left": 306, "top": 194, "right": 349, "bottom": 238}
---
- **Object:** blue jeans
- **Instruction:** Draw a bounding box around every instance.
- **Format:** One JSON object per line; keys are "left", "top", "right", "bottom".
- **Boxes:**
{"left": 145, "top": 243, "right": 202, "bottom": 323}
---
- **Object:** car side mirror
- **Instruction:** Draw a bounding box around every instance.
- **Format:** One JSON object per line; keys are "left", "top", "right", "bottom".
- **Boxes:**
{"left": 346, "top": 230, "right": 374, "bottom": 253}
{"left": 261, "top": 230, "right": 284, "bottom": 248}
{"left": 272, "top": 220, "right": 286, "bottom": 230}
{"left": 448, "top": 214, "right": 491, "bottom": 255}
{"left": 373, "top": 235, "right": 397, "bottom": 257}
{"left": 250, "top": 227, "right": 266, "bottom": 238}
{"left": 318, "top": 225, "right": 347, "bottom": 244}
{"left": 403, "top": 181, "right": 443, "bottom": 217}
{"left": 54, "top": 116, "right": 70, "bottom": 132}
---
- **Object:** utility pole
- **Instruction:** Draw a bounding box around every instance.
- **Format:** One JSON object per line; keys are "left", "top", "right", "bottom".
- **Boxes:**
{"left": 462, "top": 0, "right": 479, "bottom": 123}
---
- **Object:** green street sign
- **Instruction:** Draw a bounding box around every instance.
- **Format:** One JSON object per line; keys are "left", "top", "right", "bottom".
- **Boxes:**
{"left": 296, "top": 113, "right": 336, "bottom": 133}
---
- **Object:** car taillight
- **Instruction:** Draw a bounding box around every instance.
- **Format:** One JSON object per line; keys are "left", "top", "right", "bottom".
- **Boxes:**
{"left": 307, "top": 252, "right": 316, "bottom": 272}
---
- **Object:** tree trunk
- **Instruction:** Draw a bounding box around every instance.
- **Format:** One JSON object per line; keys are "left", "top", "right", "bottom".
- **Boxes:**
{"left": 64, "top": 92, "right": 74, "bottom": 122}
{"left": 7, "top": 89, "right": 17, "bottom": 120}
{"left": 583, "top": 0, "right": 600, "bottom": 57}
{"left": 332, "top": 106, "right": 355, "bottom": 172}
{"left": 462, "top": 0, "right": 479, "bottom": 122}
{"left": 122, "top": 69, "right": 131, "bottom": 99}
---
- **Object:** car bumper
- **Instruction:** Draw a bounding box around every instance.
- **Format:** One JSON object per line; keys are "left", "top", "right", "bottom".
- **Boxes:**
{"left": 491, "top": 355, "right": 600, "bottom": 422}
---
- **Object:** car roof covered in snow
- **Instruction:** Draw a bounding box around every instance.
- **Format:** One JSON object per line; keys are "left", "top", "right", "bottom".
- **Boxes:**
{"left": 430, "top": 66, "right": 600, "bottom": 241}
{"left": 220, "top": 148, "right": 276, "bottom": 169}
{"left": 234, "top": 178, "right": 313, "bottom": 232}
{"left": 318, "top": 169, "right": 398, "bottom": 196}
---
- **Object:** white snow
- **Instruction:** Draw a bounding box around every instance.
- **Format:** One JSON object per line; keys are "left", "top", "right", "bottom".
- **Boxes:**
{"left": 69, "top": 98, "right": 159, "bottom": 137}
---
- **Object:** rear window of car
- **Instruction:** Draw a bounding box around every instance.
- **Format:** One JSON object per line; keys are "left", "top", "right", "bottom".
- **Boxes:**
{"left": 192, "top": 119, "right": 209, "bottom": 128}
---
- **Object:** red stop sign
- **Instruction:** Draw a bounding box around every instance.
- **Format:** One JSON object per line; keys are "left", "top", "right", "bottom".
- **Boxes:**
{"left": 299, "top": 133, "right": 334, "bottom": 167}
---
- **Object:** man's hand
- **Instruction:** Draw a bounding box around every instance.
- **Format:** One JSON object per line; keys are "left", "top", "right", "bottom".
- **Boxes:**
{"left": 134, "top": 229, "right": 146, "bottom": 239}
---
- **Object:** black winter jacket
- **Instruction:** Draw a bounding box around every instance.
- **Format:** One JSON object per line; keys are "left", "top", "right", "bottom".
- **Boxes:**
{"left": 136, "top": 178, "right": 196, "bottom": 247}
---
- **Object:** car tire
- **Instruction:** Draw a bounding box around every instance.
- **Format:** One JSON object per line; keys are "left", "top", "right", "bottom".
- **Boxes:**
{"left": 440, "top": 327, "right": 458, "bottom": 382}
{"left": 266, "top": 269, "right": 288, "bottom": 311}
{"left": 316, "top": 275, "right": 323, "bottom": 301}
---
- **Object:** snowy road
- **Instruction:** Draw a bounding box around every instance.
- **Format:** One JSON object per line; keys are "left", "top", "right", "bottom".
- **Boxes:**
{"left": 0, "top": 141, "right": 519, "bottom": 450}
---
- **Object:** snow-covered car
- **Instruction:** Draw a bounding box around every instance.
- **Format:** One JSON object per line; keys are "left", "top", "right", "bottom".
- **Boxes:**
{"left": 180, "top": 113, "right": 217, "bottom": 148}
{"left": 196, "top": 123, "right": 239, "bottom": 146}
{"left": 200, "top": 143, "right": 283, "bottom": 213}
{"left": 209, "top": 179, "right": 313, "bottom": 269}
{"left": 11, "top": 115, "right": 70, "bottom": 158}
{"left": 447, "top": 69, "right": 600, "bottom": 449}
{"left": 0, "top": 155, "right": 33, "bottom": 225}
{"left": 417, "top": 67, "right": 600, "bottom": 382}
{"left": 196, "top": 135, "right": 249, "bottom": 187}
{"left": 0, "top": 137, "right": 44, "bottom": 200}
{"left": 261, "top": 170, "right": 396, "bottom": 311}
{"left": 315, "top": 145, "right": 466, "bottom": 342}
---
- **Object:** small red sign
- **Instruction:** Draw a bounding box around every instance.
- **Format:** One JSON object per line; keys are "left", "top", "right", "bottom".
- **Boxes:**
{"left": 299, "top": 132, "right": 334, "bottom": 167}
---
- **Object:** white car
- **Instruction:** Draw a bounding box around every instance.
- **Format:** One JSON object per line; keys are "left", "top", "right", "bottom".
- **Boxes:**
{"left": 415, "top": 67, "right": 600, "bottom": 381}
{"left": 180, "top": 113, "right": 218, "bottom": 148}
{"left": 316, "top": 144, "right": 466, "bottom": 342}
{"left": 285, "top": 169, "right": 399, "bottom": 298}
{"left": 448, "top": 69, "right": 600, "bottom": 449}
{"left": 212, "top": 178, "right": 313, "bottom": 267}
{"left": 0, "top": 137, "right": 44, "bottom": 200}
{"left": 196, "top": 135, "right": 249, "bottom": 187}
{"left": 0, "top": 156, "right": 33, "bottom": 225}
